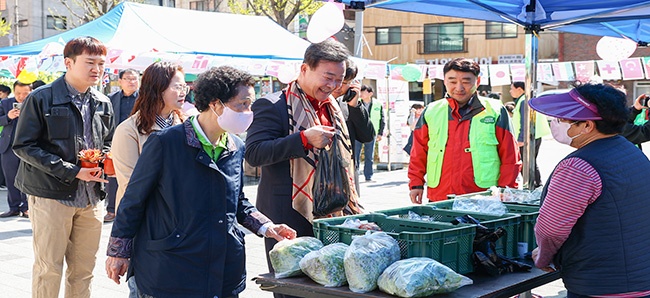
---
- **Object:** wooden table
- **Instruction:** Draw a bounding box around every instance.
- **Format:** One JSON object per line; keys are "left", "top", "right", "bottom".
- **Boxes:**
{"left": 255, "top": 268, "right": 560, "bottom": 298}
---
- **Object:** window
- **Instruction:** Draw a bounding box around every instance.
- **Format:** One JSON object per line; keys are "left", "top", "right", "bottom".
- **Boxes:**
{"left": 423, "top": 22, "right": 464, "bottom": 53}
{"left": 46, "top": 15, "right": 67, "bottom": 30}
{"left": 375, "top": 26, "right": 401, "bottom": 45}
{"left": 486, "top": 21, "right": 517, "bottom": 39}
{"left": 190, "top": 1, "right": 205, "bottom": 10}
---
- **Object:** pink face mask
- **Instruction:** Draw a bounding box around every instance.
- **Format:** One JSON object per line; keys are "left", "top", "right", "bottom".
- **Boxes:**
{"left": 550, "top": 118, "right": 580, "bottom": 146}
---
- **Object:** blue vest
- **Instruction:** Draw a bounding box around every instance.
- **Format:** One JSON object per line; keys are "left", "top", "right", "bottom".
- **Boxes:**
{"left": 541, "top": 136, "right": 650, "bottom": 295}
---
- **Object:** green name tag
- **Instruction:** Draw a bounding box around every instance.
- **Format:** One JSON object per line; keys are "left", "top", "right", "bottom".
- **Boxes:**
{"left": 480, "top": 116, "right": 496, "bottom": 124}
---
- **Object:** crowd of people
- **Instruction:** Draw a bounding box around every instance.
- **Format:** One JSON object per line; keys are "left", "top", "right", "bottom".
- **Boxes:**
{"left": 0, "top": 35, "right": 649, "bottom": 298}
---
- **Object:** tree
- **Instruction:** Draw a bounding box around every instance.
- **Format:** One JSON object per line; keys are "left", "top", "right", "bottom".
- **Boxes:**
{"left": 0, "top": 12, "right": 11, "bottom": 37}
{"left": 53, "top": 0, "right": 145, "bottom": 28}
{"left": 228, "top": 0, "right": 322, "bottom": 29}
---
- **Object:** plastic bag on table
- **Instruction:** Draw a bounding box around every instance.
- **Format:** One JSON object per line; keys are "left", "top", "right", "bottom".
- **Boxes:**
{"left": 501, "top": 187, "right": 542, "bottom": 205}
{"left": 312, "top": 135, "right": 350, "bottom": 217}
{"left": 344, "top": 231, "right": 400, "bottom": 293}
{"left": 299, "top": 243, "right": 349, "bottom": 287}
{"left": 338, "top": 218, "right": 382, "bottom": 231}
{"left": 269, "top": 236, "right": 323, "bottom": 278}
{"left": 377, "top": 257, "right": 473, "bottom": 297}
{"left": 452, "top": 197, "right": 508, "bottom": 216}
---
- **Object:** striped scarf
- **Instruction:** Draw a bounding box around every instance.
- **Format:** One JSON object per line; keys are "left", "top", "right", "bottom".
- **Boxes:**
{"left": 286, "top": 81, "right": 363, "bottom": 222}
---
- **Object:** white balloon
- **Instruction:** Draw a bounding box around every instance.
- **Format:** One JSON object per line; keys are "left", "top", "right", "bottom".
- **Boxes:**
{"left": 277, "top": 65, "right": 298, "bottom": 84}
{"left": 596, "top": 36, "right": 637, "bottom": 61}
{"left": 306, "top": 2, "right": 344, "bottom": 43}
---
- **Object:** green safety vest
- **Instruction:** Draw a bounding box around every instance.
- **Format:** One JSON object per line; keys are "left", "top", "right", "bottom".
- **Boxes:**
{"left": 423, "top": 97, "right": 502, "bottom": 188}
{"left": 368, "top": 99, "right": 382, "bottom": 135}
{"left": 512, "top": 95, "right": 551, "bottom": 139}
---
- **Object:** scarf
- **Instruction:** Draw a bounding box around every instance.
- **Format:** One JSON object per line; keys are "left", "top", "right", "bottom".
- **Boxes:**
{"left": 286, "top": 81, "right": 363, "bottom": 222}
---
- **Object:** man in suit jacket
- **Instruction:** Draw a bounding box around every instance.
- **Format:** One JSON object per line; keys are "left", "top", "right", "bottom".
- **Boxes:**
{"left": 0, "top": 81, "right": 32, "bottom": 217}
{"left": 104, "top": 68, "right": 139, "bottom": 222}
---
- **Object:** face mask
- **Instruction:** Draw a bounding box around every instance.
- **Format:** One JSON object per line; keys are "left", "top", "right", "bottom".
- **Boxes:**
{"left": 211, "top": 101, "right": 254, "bottom": 134}
{"left": 550, "top": 119, "right": 580, "bottom": 146}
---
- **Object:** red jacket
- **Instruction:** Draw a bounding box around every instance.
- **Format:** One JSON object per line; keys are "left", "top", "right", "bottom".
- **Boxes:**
{"left": 408, "top": 96, "right": 521, "bottom": 202}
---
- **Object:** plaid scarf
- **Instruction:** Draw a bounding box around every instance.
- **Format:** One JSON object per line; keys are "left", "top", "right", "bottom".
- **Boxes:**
{"left": 286, "top": 81, "right": 363, "bottom": 222}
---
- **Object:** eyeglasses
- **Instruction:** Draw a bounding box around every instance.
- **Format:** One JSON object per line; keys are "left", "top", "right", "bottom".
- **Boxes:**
{"left": 121, "top": 76, "right": 139, "bottom": 82}
{"left": 170, "top": 84, "right": 189, "bottom": 93}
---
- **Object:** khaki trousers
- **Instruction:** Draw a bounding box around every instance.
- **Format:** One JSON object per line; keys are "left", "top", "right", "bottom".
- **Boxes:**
{"left": 28, "top": 195, "right": 104, "bottom": 298}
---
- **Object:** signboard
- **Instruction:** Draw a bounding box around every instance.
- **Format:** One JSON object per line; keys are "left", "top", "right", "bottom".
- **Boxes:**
{"left": 498, "top": 54, "right": 524, "bottom": 64}
{"left": 375, "top": 79, "right": 411, "bottom": 164}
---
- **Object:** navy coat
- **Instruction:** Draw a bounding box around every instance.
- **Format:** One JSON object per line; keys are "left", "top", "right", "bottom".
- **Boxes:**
{"left": 109, "top": 120, "right": 269, "bottom": 298}
{"left": 0, "top": 97, "right": 19, "bottom": 154}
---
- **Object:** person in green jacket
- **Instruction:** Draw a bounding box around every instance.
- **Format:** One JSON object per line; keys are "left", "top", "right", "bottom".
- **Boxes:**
{"left": 509, "top": 81, "right": 551, "bottom": 188}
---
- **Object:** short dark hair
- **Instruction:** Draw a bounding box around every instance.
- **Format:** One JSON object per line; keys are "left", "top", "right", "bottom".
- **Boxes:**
{"left": 573, "top": 82, "right": 628, "bottom": 134}
{"left": 443, "top": 58, "right": 480, "bottom": 77}
{"left": 411, "top": 103, "right": 424, "bottom": 110}
{"left": 193, "top": 66, "right": 256, "bottom": 112}
{"left": 512, "top": 81, "right": 525, "bottom": 90}
{"left": 303, "top": 39, "right": 350, "bottom": 70}
{"left": 14, "top": 81, "right": 32, "bottom": 89}
{"left": 31, "top": 80, "right": 46, "bottom": 89}
{"left": 63, "top": 36, "right": 107, "bottom": 60}
{"left": 343, "top": 59, "right": 358, "bottom": 82}
{"left": 361, "top": 85, "right": 373, "bottom": 93}
{"left": 0, "top": 85, "right": 10, "bottom": 94}
{"left": 119, "top": 68, "right": 138, "bottom": 79}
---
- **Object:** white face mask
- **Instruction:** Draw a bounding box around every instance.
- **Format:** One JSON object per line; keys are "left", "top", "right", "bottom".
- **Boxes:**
{"left": 550, "top": 118, "right": 580, "bottom": 146}
{"left": 212, "top": 101, "right": 254, "bottom": 134}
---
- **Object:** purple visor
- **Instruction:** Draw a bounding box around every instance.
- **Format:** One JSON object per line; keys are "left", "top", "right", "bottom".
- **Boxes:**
{"left": 529, "top": 89, "right": 602, "bottom": 121}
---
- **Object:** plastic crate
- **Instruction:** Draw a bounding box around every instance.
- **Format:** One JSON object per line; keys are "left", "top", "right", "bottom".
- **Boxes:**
{"left": 429, "top": 199, "right": 540, "bottom": 255}
{"left": 312, "top": 213, "right": 475, "bottom": 274}
{"left": 375, "top": 206, "right": 521, "bottom": 259}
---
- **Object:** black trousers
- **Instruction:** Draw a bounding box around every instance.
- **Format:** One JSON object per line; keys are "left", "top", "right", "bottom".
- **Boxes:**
{"left": 519, "top": 138, "right": 543, "bottom": 187}
{"left": 1, "top": 149, "right": 27, "bottom": 212}
{"left": 106, "top": 176, "right": 118, "bottom": 213}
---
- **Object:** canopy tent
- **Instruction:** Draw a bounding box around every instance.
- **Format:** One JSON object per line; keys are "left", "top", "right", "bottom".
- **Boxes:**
{"left": 364, "top": 0, "right": 650, "bottom": 189}
{"left": 0, "top": 2, "right": 310, "bottom": 60}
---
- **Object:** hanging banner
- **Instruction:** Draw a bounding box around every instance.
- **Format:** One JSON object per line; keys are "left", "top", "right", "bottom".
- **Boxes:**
{"left": 376, "top": 79, "right": 410, "bottom": 164}
{"left": 574, "top": 61, "right": 595, "bottom": 82}
{"left": 619, "top": 58, "right": 645, "bottom": 80}
{"left": 551, "top": 62, "right": 575, "bottom": 81}
{"left": 537, "top": 63, "right": 554, "bottom": 82}
{"left": 509, "top": 63, "right": 526, "bottom": 82}
{"left": 488, "top": 64, "right": 511, "bottom": 86}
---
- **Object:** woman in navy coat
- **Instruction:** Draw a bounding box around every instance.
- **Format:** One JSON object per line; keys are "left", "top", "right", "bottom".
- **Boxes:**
{"left": 105, "top": 66, "right": 296, "bottom": 298}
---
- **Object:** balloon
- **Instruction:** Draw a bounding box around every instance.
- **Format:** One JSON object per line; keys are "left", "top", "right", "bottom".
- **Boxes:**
{"left": 306, "top": 2, "right": 344, "bottom": 43}
{"left": 277, "top": 65, "right": 298, "bottom": 84}
{"left": 401, "top": 65, "right": 422, "bottom": 82}
{"left": 17, "top": 70, "right": 38, "bottom": 84}
{"left": 596, "top": 36, "right": 637, "bottom": 61}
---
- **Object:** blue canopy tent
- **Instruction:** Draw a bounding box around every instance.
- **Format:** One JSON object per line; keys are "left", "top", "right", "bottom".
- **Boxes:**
{"left": 0, "top": 2, "right": 310, "bottom": 60}
{"left": 363, "top": 0, "right": 650, "bottom": 189}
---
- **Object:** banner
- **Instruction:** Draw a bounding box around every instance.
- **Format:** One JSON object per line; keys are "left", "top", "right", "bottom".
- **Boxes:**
{"left": 537, "top": 63, "right": 554, "bottom": 82}
{"left": 619, "top": 58, "right": 645, "bottom": 80}
{"left": 488, "top": 64, "right": 511, "bottom": 86}
{"left": 574, "top": 61, "right": 595, "bottom": 82}
{"left": 509, "top": 64, "right": 526, "bottom": 82}
{"left": 551, "top": 62, "right": 575, "bottom": 81}
{"left": 376, "top": 79, "right": 410, "bottom": 164}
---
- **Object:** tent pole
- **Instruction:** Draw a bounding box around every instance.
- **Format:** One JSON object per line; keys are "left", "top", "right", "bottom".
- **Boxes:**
{"left": 523, "top": 25, "right": 540, "bottom": 190}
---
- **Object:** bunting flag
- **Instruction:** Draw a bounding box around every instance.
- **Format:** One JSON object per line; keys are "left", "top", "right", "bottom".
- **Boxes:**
{"left": 537, "top": 63, "right": 554, "bottom": 82}
{"left": 551, "top": 62, "right": 575, "bottom": 81}
{"left": 574, "top": 61, "right": 595, "bottom": 82}
{"left": 644, "top": 57, "right": 650, "bottom": 80}
{"left": 488, "top": 64, "right": 511, "bottom": 86}
{"left": 597, "top": 60, "right": 621, "bottom": 80}
{"left": 619, "top": 58, "right": 645, "bottom": 80}
{"left": 509, "top": 64, "right": 526, "bottom": 82}
{"left": 478, "top": 65, "right": 489, "bottom": 85}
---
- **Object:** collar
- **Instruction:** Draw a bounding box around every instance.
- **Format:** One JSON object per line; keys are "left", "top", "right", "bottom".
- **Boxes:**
{"left": 304, "top": 89, "right": 331, "bottom": 110}
{"left": 190, "top": 115, "right": 228, "bottom": 149}
{"left": 64, "top": 79, "right": 88, "bottom": 99}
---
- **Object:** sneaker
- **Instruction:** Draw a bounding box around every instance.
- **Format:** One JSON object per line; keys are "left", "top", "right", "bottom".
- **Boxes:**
{"left": 104, "top": 212, "right": 116, "bottom": 222}
{"left": 0, "top": 185, "right": 7, "bottom": 190}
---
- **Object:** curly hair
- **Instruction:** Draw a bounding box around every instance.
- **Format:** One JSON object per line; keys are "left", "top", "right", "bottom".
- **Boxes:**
{"left": 132, "top": 61, "right": 184, "bottom": 135}
{"left": 192, "top": 66, "right": 255, "bottom": 112}
{"left": 572, "top": 82, "right": 629, "bottom": 134}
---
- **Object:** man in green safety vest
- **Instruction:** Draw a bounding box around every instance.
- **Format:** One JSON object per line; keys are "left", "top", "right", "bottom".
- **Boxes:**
{"left": 408, "top": 58, "right": 521, "bottom": 203}
{"left": 509, "top": 81, "right": 551, "bottom": 188}
{"left": 355, "top": 85, "right": 385, "bottom": 182}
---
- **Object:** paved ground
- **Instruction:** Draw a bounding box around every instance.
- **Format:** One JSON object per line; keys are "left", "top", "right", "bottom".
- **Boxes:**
{"left": 2, "top": 136, "right": 642, "bottom": 297}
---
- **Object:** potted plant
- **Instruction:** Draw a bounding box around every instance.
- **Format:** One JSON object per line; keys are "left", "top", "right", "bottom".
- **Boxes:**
{"left": 78, "top": 149, "right": 104, "bottom": 169}
{"left": 103, "top": 152, "right": 115, "bottom": 176}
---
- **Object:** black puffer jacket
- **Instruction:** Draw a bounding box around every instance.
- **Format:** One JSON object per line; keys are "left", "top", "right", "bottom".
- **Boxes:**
{"left": 13, "top": 76, "right": 114, "bottom": 200}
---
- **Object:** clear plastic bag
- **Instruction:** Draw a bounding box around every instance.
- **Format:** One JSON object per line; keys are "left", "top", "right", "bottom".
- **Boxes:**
{"left": 269, "top": 237, "right": 323, "bottom": 278}
{"left": 344, "top": 232, "right": 400, "bottom": 293}
{"left": 313, "top": 136, "right": 350, "bottom": 217}
{"left": 501, "top": 186, "right": 542, "bottom": 204}
{"left": 377, "top": 257, "right": 473, "bottom": 297}
{"left": 452, "top": 197, "right": 508, "bottom": 216}
{"left": 299, "top": 243, "right": 349, "bottom": 287}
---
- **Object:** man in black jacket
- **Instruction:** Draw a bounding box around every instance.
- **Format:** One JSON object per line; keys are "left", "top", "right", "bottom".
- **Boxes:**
{"left": 13, "top": 36, "right": 114, "bottom": 298}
